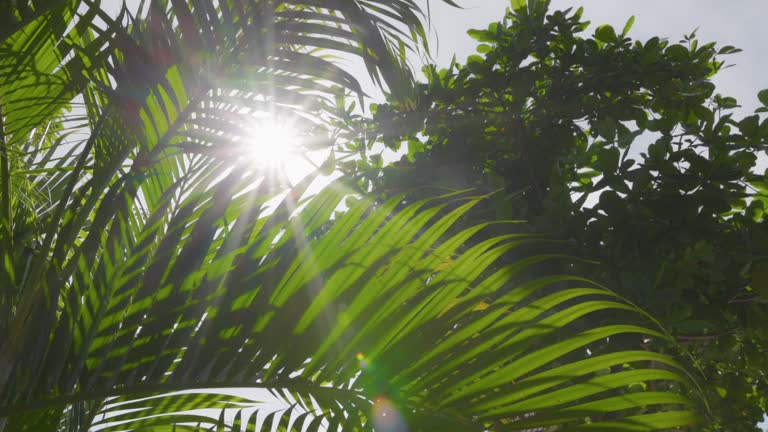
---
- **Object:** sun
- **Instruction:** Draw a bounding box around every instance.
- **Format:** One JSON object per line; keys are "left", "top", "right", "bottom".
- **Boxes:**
{"left": 245, "top": 122, "right": 300, "bottom": 166}
{"left": 244, "top": 120, "right": 313, "bottom": 181}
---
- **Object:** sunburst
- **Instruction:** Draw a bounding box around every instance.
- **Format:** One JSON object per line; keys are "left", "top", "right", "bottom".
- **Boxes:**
{"left": 244, "top": 118, "right": 314, "bottom": 182}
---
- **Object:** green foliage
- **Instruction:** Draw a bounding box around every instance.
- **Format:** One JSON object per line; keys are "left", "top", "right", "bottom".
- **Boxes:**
{"left": 339, "top": 1, "right": 768, "bottom": 430}
{"left": 0, "top": 0, "right": 704, "bottom": 431}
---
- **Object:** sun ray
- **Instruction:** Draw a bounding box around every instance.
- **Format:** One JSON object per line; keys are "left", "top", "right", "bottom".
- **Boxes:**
{"left": 243, "top": 116, "right": 315, "bottom": 183}
{"left": 246, "top": 122, "right": 300, "bottom": 167}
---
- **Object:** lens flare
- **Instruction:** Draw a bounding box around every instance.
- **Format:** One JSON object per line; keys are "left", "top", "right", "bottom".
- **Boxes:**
{"left": 356, "top": 352, "right": 368, "bottom": 369}
{"left": 372, "top": 396, "right": 407, "bottom": 432}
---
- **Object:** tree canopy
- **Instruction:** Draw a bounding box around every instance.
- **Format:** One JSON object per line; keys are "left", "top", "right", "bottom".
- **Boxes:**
{"left": 1, "top": 0, "right": 762, "bottom": 431}
{"left": 340, "top": 1, "right": 768, "bottom": 429}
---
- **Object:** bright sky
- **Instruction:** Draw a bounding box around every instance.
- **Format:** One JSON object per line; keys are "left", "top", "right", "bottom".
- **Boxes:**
{"left": 101, "top": 0, "right": 768, "bottom": 109}
{"left": 424, "top": 0, "right": 768, "bottom": 110}
{"left": 99, "top": 0, "right": 768, "bottom": 429}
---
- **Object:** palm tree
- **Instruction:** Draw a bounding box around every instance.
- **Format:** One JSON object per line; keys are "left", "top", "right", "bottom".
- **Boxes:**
{"left": 0, "top": 0, "right": 704, "bottom": 430}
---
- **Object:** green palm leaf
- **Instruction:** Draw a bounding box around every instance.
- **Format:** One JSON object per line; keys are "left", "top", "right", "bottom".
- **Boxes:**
{"left": 1, "top": 176, "right": 703, "bottom": 430}
{"left": 0, "top": 1, "right": 705, "bottom": 431}
{"left": 0, "top": 0, "right": 442, "bottom": 390}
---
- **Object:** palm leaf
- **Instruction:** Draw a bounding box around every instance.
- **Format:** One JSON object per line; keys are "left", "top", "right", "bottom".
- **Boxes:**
{"left": 1, "top": 175, "right": 703, "bottom": 430}
{"left": 0, "top": 0, "right": 447, "bottom": 391}
{"left": 0, "top": 1, "right": 705, "bottom": 431}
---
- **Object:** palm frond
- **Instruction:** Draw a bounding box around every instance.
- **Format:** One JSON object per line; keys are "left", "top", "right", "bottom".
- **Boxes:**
{"left": 1, "top": 175, "right": 703, "bottom": 430}
{"left": 0, "top": 0, "right": 447, "bottom": 384}
{"left": 0, "top": 1, "right": 705, "bottom": 431}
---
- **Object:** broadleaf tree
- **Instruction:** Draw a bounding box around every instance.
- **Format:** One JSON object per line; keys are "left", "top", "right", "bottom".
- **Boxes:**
{"left": 339, "top": 0, "right": 768, "bottom": 429}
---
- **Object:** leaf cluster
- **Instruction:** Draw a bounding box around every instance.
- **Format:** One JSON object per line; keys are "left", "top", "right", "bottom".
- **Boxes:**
{"left": 339, "top": 1, "right": 768, "bottom": 429}
{"left": 0, "top": 0, "right": 717, "bottom": 431}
